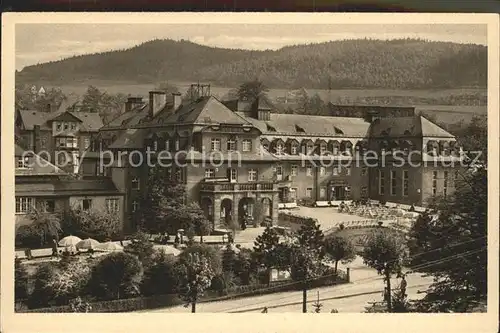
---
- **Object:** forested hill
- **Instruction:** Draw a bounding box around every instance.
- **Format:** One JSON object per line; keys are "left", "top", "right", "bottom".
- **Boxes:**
{"left": 17, "top": 38, "right": 486, "bottom": 89}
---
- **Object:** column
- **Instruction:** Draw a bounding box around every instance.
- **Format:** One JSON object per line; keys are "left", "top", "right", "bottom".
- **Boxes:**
{"left": 213, "top": 197, "right": 221, "bottom": 229}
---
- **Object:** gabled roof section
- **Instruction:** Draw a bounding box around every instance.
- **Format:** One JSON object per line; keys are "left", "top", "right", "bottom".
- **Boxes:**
{"left": 48, "top": 111, "right": 82, "bottom": 123}
{"left": 162, "top": 96, "right": 252, "bottom": 125}
{"left": 17, "top": 110, "right": 103, "bottom": 132}
{"left": 420, "top": 116, "right": 455, "bottom": 138}
{"left": 15, "top": 144, "right": 66, "bottom": 176}
{"left": 109, "top": 128, "right": 148, "bottom": 149}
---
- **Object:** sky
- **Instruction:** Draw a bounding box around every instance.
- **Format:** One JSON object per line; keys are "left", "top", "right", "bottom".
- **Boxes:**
{"left": 15, "top": 23, "right": 487, "bottom": 71}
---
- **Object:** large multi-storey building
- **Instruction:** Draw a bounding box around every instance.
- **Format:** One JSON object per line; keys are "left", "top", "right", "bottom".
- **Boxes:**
{"left": 99, "top": 86, "right": 462, "bottom": 234}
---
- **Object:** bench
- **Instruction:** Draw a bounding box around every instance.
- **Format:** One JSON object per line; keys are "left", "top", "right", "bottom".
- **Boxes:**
{"left": 368, "top": 199, "right": 380, "bottom": 205}
{"left": 399, "top": 204, "right": 411, "bottom": 210}
{"left": 385, "top": 202, "right": 398, "bottom": 208}
{"left": 284, "top": 202, "right": 298, "bottom": 209}
{"left": 278, "top": 203, "right": 286, "bottom": 209}
{"left": 314, "top": 201, "right": 330, "bottom": 207}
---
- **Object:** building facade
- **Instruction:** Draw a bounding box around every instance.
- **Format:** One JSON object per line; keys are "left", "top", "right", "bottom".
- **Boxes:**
{"left": 15, "top": 144, "right": 125, "bottom": 233}
{"left": 100, "top": 87, "right": 462, "bottom": 233}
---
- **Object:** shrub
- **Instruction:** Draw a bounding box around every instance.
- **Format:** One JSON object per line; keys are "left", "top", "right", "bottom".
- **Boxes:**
{"left": 88, "top": 252, "right": 143, "bottom": 300}
{"left": 141, "top": 249, "right": 180, "bottom": 296}
{"left": 15, "top": 225, "right": 40, "bottom": 249}
{"left": 27, "top": 263, "right": 58, "bottom": 309}
{"left": 47, "top": 258, "right": 92, "bottom": 305}
{"left": 65, "top": 208, "right": 121, "bottom": 242}
{"left": 15, "top": 258, "right": 28, "bottom": 301}
{"left": 179, "top": 244, "right": 223, "bottom": 276}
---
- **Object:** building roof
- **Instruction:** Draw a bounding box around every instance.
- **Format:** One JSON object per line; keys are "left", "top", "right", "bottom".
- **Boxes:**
{"left": 109, "top": 128, "right": 148, "bottom": 149}
{"left": 16, "top": 178, "right": 123, "bottom": 196}
{"left": 158, "top": 96, "right": 251, "bottom": 126}
{"left": 15, "top": 144, "right": 66, "bottom": 176}
{"left": 370, "top": 116, "right": 454, "bottom": 138}
{"left": 103, "top": 103, "right": 149, "bottom": 128}
{"left": 239, "top": 112, "right": 371, "bottom": 137}
{"left": 17, "top": 110, "right": 103, "bottom": 132}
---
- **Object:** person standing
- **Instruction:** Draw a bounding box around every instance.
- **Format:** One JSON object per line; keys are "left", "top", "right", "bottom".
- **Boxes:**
{"left": 400, "top": 275, "right": 407, "bottom": 297}
{"left": 51, "top": 238, "right": 59, "bottom": 259}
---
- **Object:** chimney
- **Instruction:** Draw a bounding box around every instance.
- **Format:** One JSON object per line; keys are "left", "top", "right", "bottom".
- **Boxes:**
{"left": 172, "top": 92, "right": 182, "bottom": 110}
{"left": 125, "top": 97, "right": 144, "bottom": 113}
{"left": 149, "top": 91, "right": 167, "bottom": 118}
{"left": 33, "top": 125, "right": 41, "bottom": 153}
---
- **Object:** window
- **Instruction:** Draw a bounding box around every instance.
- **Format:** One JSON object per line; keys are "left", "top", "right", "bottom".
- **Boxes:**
{"left": 275, "top": 165, "right": 283, "bottom": 180}
{"left": 211, "top": 138, "right": 221, "bottom": 151}
{"left": 132, "top": 201, "right": 139, "bottom": 213}
{"left": 291, "top": 144, "right": 298, "bottom": 155}
{"left": 15, "top": 197, "right": 35, "bottom": 214}
{"left": 332, "top": 146, "right": 339, "bottom": 155}
{"left": 345, "top": 186, "right": 352, "bottom": 199}
{"left": 432, "top": 171, "right": 438, "bottom": 196}
{"left": 106, "top": 198, "right": 120, "bottom": 214}
{"left": 333, "top": 167, "right": 339, "bottom": 176}
{"left": 346, "top": 167, "right": 351, "bottom": 176}
{"left": 56, "top": 122, "right": 62, "bottom": 131}
{"left": 320, "top": 167, "right": 326, "bottom": 176}
{"left": 64, "top": 122, "right": 69, "bottom": 130}
{"left": 444, "top": 171, "right": 449, "bottom": 197}
{"left": 390, "top": 170, "right": 397, "bottom": 196}
{"left": 205, "top": 169, "right": 215, "bottom": 178}
{"left": 403, "top": 170, "right": 409, "bottom": 196}
{"left": 17, "top": 156, "right": 29, "bottom": 169}
{"left": 307, "top": 143, "right": 314, "bottom": 155}
{"left": 175, "top": 139, "right": 180, "bottom": 151}
{"left": 306, "top": 165, "right": 313, "bottom": 176}
{"left": 291, "top": 165, "right": 298, "bottom": 176}
{"left": 275, "top": 143, "right": 284, "bottom": 155}
{"left": 70, "top": 122, "right": 77, "bottom": 130}
{"left": 320, "top": 187, "right": 327, "bottom": 199}
{"left": 227, "top": 138, "right": 237, "bottom": 151}
{"left": 131, "top": 177, "right": 140, "bottom": 190}
{"left": 84, "top": 137, "right": 90, "bottom": 150}
{"left": 306, "top": 188, "right": 313, "bottom": 197}
{"left": 43, "top": 200, "right": 55, "bottom": 213}
{"left": 320, "top": 144, "right": 327, "bottom": 155}
{"left": 165, "top": 140, "right": 170, "bottom": 151}
{"left": 248, "top": 169, "right": 258, "bottom": 182}
{"left": 379, "top": 170, "right": 385, "bottom": 195}
{"left": 152, "top": 140, "right": 158, "bottom": 151}
{"left": 361, "top": 166, "right": 367, "bottom": 176}
{"left": 230, "top": 168, "right": 237, "bottom": 181}
{"left": 82, "top": 199, "right": 92, "bottom": 211}
{"left": 242, "top": 139, "right": 252, "bottom": 152}
{"left": 361, "top": 186, "right": 368, "bottom": 198}
{"left": 262, "top": 143, "right": 269, "bottom": 151}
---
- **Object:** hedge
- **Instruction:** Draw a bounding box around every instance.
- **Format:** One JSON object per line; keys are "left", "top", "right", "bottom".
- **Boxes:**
{"left": 21, "top": 271, "right": 349, "bottom": 313}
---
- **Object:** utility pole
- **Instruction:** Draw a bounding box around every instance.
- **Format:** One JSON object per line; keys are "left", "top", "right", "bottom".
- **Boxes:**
{"left": 302, "top": 267, "right": 308, "bottom": 313}
{"left": 385, "top": 272, "right": 392, "bottom": 312}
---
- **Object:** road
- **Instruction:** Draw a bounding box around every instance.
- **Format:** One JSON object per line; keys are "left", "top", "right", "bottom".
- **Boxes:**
{"left": 146, "top": 257, "right": 433, "bottom": 313}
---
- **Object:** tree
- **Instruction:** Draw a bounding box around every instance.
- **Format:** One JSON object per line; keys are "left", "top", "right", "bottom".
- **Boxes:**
{"left": 141, "top": 249, "right": 181, "bottom": 296}
{"left": 179, "top": 244, "right": 223, "bottom": 276}
{"left": 179, "top": 202, "right": 212, "bottom": 242}
{"left": 124, "top": 230, "right": 155, "bottom": 268}
{"left": 89, "top": 252, "right": 143, "bottom": 300}
{"left": 362, "top": 229, "right": 407, "bottom": 312}
{"left": 29, "top": 209, "right": 62, "bottom": 247}
{"left": 15, "top": 84, "right": 67, "bottom": 112}
{"left": 176, "top": 252, "right": 216, "bottom": 313}
{"left": 324, "top": 234, "right": 356, "bottom": 275}
{"left": 65, "top": 208, "right": 121, "bottom": 242}
{"left": 253, "top": 227, "right": 291, "bottom": 274}
{"left": 15, "top": 258, "right": 28, "bottom": 301}
{"left": 408, "top": 167, "right": 487, "bottom": 312}
{"left": 237, "top": 79, "right": 269, "bottom": 100}
{"left": 80, "top": 85, "right": 102, "bottom": 112}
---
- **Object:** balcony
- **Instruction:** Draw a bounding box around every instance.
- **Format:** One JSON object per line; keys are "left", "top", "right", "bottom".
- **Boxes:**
{"left": 200, "top": 181, "right": 278, "bottom": 193}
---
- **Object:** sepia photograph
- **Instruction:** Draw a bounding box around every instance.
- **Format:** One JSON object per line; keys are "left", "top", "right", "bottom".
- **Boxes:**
{"left": 1, "top": 12, "right": 498, "bottom": 333}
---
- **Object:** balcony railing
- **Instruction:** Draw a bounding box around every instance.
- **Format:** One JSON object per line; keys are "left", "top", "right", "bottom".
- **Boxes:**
{"left": 200, "top": 181, "right": 278, "bottom": 193}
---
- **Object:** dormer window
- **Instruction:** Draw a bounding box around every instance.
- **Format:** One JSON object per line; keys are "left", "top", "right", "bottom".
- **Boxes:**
{"left": 319, "top": 144, "right": 327, "bottom": 155}
{"left": 56, "top": 122, "right": 62, "bottom": 131}
{"left": 64, "top": 123, "right": 69, "bottom": 131}
{"left": 266, "top": 124, "right": 276, "bottom": 132}
{"left": 275, "top": 143, "right": 284, "bottom": 155}
{"left": 307, "top": 143, "right": 314, "bottom": 155}
{"left": 334, "top": 127, "right": 343, "bottom": 135}
{"left": 71, "top": 123, "right": 77, "bottom": 130}
{"left": 295, "top": 125, "right": 306, "bottom": 133}
{"left": 291, "top": 144, "right": 298, "bottom": 155}
{"left": 242, "top": 139, "right": 252, "bottom": 152}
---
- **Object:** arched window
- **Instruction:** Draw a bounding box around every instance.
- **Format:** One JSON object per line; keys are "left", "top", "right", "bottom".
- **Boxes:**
{"left": 427, "top": 140, "right": 439, "bottom": 155}
{"left": 328, "top": 140, "right": 340, "bottom": 155}
{"left": 340, "top": 140, "right": 353, "bottom": 155}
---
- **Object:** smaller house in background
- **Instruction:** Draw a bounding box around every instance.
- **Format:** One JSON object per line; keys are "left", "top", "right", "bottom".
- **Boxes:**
{"left": 15, "top": 108, "right": 104, "bottom": 175}
{"left": 15, "top": 144, "right": 126, "bottom": 233}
